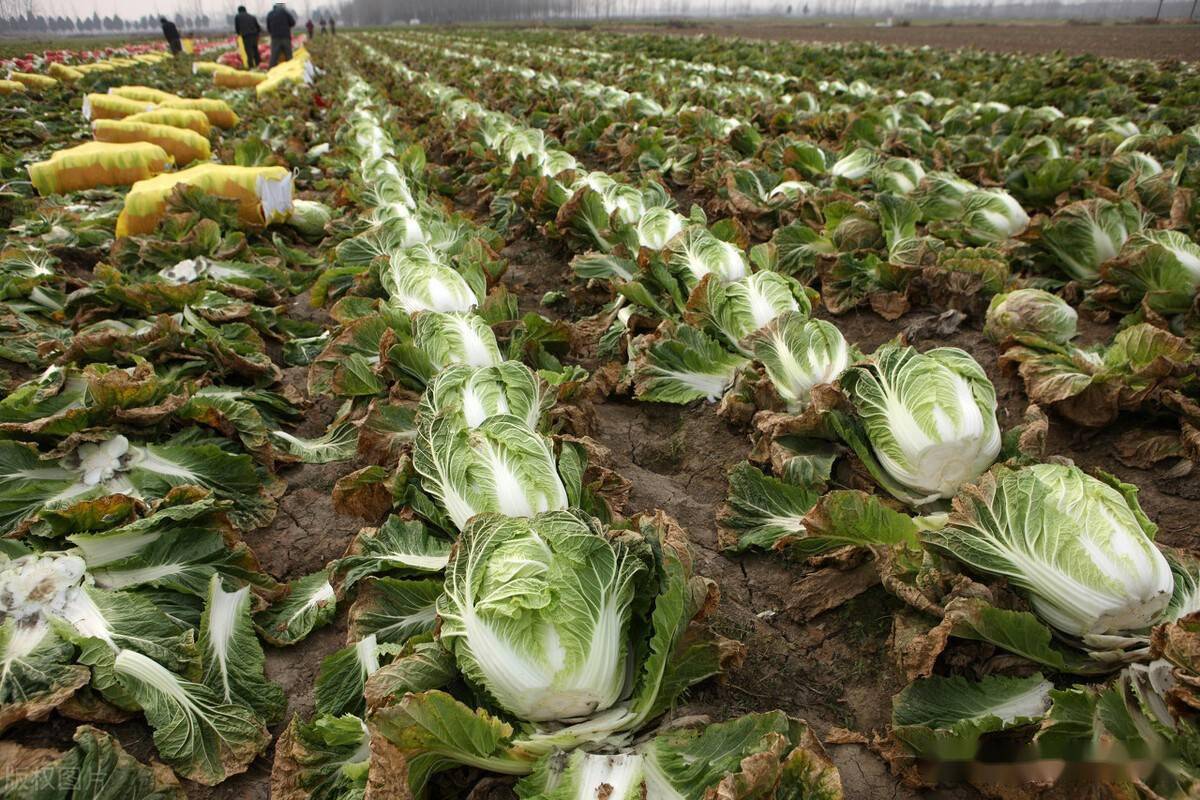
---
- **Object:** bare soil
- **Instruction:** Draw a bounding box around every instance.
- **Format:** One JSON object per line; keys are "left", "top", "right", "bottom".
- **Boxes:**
{"left": 584, "top": 20, "right": 1200, "bottom": 62}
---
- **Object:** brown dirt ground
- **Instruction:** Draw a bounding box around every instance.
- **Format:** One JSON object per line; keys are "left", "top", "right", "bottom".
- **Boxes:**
{"left": 584, "top": 20, "right": 1200, "bottom": 62}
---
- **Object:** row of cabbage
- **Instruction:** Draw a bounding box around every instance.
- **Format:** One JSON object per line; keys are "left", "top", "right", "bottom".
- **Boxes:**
{"left": 366, "top": 31, "right": 1198, "bottom": 461}
{"left": 265, "top": 49, "right": 846, "bottom": 799}
{"left": 358, "top": 29, "right": 1200, "bottom": 794}
{"left": 362, "top": 32, "right": 836, "bottom": 414}
{"left": 0, "top": 49, "right": 349, "bottom": 794}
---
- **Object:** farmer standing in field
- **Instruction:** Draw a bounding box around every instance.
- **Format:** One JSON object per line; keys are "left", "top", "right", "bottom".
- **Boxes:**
{"left": 160, "top": 17, "right": 182, "bottom": 55}
{"left": 305, "top": 18, "right": 314, "bottom": 40}
{"left": 266, "top": 2, "right": 296, "bottom": 67}
{"left": 235, "top": 6, "right": 262, "bottom": 69}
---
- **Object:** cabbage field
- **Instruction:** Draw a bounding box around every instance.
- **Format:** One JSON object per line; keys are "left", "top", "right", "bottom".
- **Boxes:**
{"left": 1, "top": 24, "right": 1199, "bottom": 800}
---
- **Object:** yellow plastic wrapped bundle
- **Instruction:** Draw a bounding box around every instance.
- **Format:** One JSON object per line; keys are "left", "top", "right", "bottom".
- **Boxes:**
{"left": 84, "top": 92, "right": 154, "bottom": 120}
{"left": 214, "top": 69, "right": 266, "bottom": 89}
{"left": 159, "top": 97, "right": 239, "bottom": 130}
{"left": 93, "top": 118, "right": 211, "bottom": 167}
{"left": 192, "top": 61, "right": 230, "bottom": 75}
{"left": 74, "top": 63, "right": 116, "bottom": 75}
{"left": 117, "top": 164, "right": 293, "bottom": 237}
{"left": 28, "top": 141, "right": 172, "bottom": 196}
{"left": 9, "top": 72, "right": 58, "bottom": 91}
{"left": 256, "top": 51, "right": 310, "bottom": 97}
{"left": 0, "top": 79, "right": 26, "bottom": 94}
{"left": 48, "top": 63, "right": 85, "bottom": 83}
{"left": 134, "top": 53, "right": 168, "bottom": 64}
{"left": 125, "top": 108, "right": 211, "bottom": 136}
{"left": 106, "top": 58, "right": 138, "bottom": 67}
{"left": 109, "top": 85, "right": 180, "bottom": 104}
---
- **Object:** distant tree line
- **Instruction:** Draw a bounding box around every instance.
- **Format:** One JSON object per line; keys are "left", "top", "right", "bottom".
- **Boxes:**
{"left": 340, "top": 0, "right": 1197, "bottom": 25}
{"left": 0, "top": 11, "right": 213, "bottom": 34}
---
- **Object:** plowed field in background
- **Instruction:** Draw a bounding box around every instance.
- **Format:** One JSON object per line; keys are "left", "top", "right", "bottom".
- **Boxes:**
{"left": 580, "top": 20, "right": 1200, "bottom": 61}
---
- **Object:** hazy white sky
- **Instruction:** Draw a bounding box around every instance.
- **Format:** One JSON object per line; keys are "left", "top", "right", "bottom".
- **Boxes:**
{"left": 30, "top": 0, "right": 320, "bottom": 22}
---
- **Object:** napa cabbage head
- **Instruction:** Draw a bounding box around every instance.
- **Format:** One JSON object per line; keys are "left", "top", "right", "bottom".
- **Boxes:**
{"left": 916, "top": 171, "right": 978, "bottom": 221}
{"left": 700, "top": 270, "right": 808, "bottom": 351}
{"left": 873, "top": 157, "right": 926, "bottom": 195}
{"left": 668, "top": 227, "right": 748, "bottom": 286}
{"left": 287, "top": 200, "right": 333, "bottom": 242}
{"left": 413, "top": 413, "right": 569, "bottom": 531}
{"left": 984, "top": 288, "right": 1077, "bottom": 346}
{"left": 1107, "top": 230, "right": 1200, "bottom": 315}
{"left": 1040, "top": 199, "right": 1139, "bottom": 283}
{"left": 436, "top": 511, "right": 650, "bottom": 722}
{"left": 830, "top": 148, "right": 878, "bottom": 181}
{"left": 635, "top": 207, "right": 686, "bottom": 251}
{"left": 382, "top": 247, "right": 479, "bottom": 314}
{"left": 927, "top": 464, "right": 1173, "bottom": 647}
{"left": 839, "top": 345, "right": 1001, "bottom": 505}
{"left": 419, "top": 361, "right": 551, "bottom": 431}
{"left": 961, "top": 188, "right": 1029, "bottom": 244}
{"left": 750, "top": 313, "right": 851, "bottom": 411}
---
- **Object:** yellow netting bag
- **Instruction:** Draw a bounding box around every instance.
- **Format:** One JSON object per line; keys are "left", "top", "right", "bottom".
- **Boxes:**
{"left": 125, "top": 108, "right": 211, "bottom": 136}
{"left": 0, "top": 79, "right": 26, "bottom": 94}
{"left": 109, "top": 85, "right": 180, "bottom": 104}
{"left": 192, "top": 61, "right": 230, "bottom": 75}
{"left": 84, "top": 93, "right": 155, "bottom": 121}
{"left": 75, "top": 63, "right": 116, "bottom": 75}
{"left": 28, "top": 141, "right": 172, "bottom": 196}
{"left": 255, "top": 50, "right": 311, "bottom": 97}
{"left": 159, "top": 97, "right": 239, "bottom": 130}
{"left": 9, "top": 72, "right": 59, "bottom": 91}
{"left": 117, "top": 164, "right": 293, "bottom": 237}
{"left": 48, "top": 63, "right": 85, "bottom": 83}
{"left": 214, "top": 69, "right": 266, "bottom": 89}
{"left": 93, "top": 118, "right": 211, "bottom": 167}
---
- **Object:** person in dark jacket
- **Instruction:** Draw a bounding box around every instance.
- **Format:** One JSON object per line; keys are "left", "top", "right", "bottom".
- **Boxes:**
{"left": 319, "top": 17, "right": 326, "bottom": 35}
{"left": 235, "top": 6, "right": 261, "bottom": 68}
{"left": 160, "top": 17, "right": 182, "bottom": 54}
{"left": 265, "top": 2, "right": 296, "bottom": 67}
{"left": 329, "top": 17, "right": 335, "bottom": 34}
{"left": 305, "top": 18, "right": 314, "bottom": 40}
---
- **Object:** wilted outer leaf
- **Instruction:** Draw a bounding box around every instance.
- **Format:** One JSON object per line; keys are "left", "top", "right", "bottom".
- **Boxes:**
{"left": 363, "top": 641, "right": 456, "bottom": 710}
{"left": 0, "top": 620, "right": 90, "bottom": 733}
{"left": 332, "top": 466, "right": 395, "bottom": 523}
{"left": 315, "top": 634, "right": 389, "bottom": 718}
{"left": 349, "top": 577, "right": 441, "bottom": 645}
{"left": 270, "top": 422, "right": 360, "bottom": 464}
{"left": 717, "top": 461, "right": 820, "bottom": 553}
{"left": 892, "top": 673, "right": 1051, "bottom": 760}
{"left": 271, "top": 714, "right": 371, "bottom": 800}
{"left": 630, "top": 322, "right": 748, "bottom": 404}
{"left": 255, "top": 569, "right": 337, "bottom": 647}
{"left": 333, "top": 517, "right": 450, "bottom": 593}
{"left": 369, "top": 689, "right": 527, "bottom": 795}
{"left": 113, "top": 649, "right": 271, "bottom": 786}
{"left": 199, "top": 575, "right": 286, "bottom": 725}
{"left": 0, "top": 725, "right": 185, "bottom": 799}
